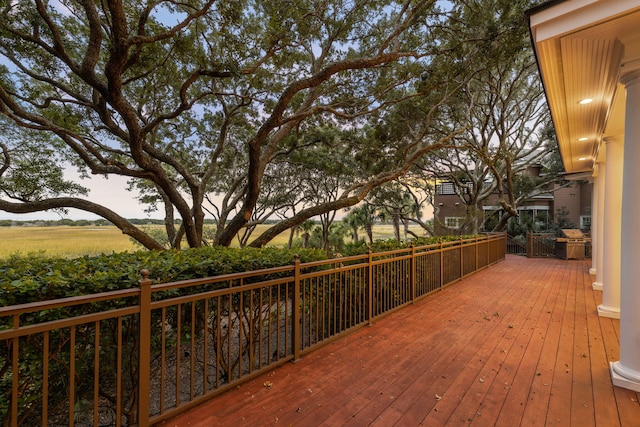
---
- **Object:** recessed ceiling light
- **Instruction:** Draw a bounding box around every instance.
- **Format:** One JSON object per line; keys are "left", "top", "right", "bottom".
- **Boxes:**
{"left": 578, "top": 137, "right": 588, "bottom": 141}
{"left": 579, "top": 98, "right": 593, "bottom": 105}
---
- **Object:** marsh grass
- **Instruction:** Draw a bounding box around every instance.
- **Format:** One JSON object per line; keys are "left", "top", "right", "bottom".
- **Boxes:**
{"left": 0, "top": 226, "right": 138, "bottom": 258}
{"left": 0, "top": 224, "right": 428, "bottom": 259}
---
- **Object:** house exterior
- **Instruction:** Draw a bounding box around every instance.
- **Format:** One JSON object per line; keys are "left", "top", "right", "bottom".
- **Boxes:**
{"left": 527, "top": 0, "right": 640, "bottom": 393}
{"left": 433, "top": 167, "right": 592, "bottom": 235}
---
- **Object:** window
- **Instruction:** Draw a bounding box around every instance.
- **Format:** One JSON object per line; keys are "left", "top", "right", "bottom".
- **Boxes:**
{"left": 580, "top": 215, "right": 591, "bottom": 231}
{"left": 437, "top": 182, "right": 455, "bottom": 195}
{"left": 445, "top": 217, "right": 465, "bottom": 229}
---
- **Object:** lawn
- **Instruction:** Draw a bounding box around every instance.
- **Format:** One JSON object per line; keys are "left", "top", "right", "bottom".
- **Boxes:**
{"left": 0, "top": 223, "right": 429, "bottom": 259}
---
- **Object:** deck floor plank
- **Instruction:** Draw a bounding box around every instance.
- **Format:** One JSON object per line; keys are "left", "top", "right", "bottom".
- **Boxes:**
{"left": 434, "top": 261, "right": 550, "bottom": 426}
{"left": 389, "top": 260, "right": 535, "bottom": 426}
{"left": 517, "top": 260, "right": 568, "bottom": 427}
{"left": 570, "top": 261, "right": 597, "bottom": 426}
{"left": 161, "top": 256, "right": 640, "bottom": 427}
{"left": 544, "top": 258, "right": 577, "bottom": 426}
{"left": 491, "top": 259, "right": 562, "bottom": 427}
{"left": 364, "top": 266, "right": 532, "bottom": 426}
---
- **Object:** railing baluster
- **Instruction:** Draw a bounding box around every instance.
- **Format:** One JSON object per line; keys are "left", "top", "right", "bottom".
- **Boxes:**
{"left": 161, "top": 307, "right": 166, "bottom": 414}
{"left": 11, "top": 314, "right": 18, "bottom": 427}
{"left": 275, "top": 288, "right": 280, "bottom": 362}
{"left": 42, "top": 331, "right": 49, "bottom": 427}
{"left": 217, "top": 296, "right": 222, "bottom": 388}
{"left": 203, "top": 299, "right": 209, "bottom": 393}
{"left": 411, "top": 246, "right": 416, "bottom": 303}
{"left": 314, "top": 277, "right": 319, "bottom": 345}
{"left": 175, "top": 305, "right": 181, "bottom": 406}
{"left": 138, "top": 270, "right": 152, "bottom": 424}
{"left": 93, "top": 322, "right": 99, "bottom": 427}
{"left": 190, "top": 302, "right": 195, "bottom": 400}
{"left": 69, "top": 326, "right": 76, "bottom": 427}
{"left": 116, "top": 317, "right": 122, "bottom": 427}
{"left": 293, "top": 255, "right": 301, "bottom": 361}
{"left": 239, "top": 289, "right": 244, "bottom": 377}
{"left": 284, "top": 285, "right": 289, "bottom": 358}
{"left": 258, "top": 288, "right": 263, "bottom": 370}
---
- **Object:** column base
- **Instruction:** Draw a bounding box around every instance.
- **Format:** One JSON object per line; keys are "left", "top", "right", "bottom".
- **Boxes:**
{"left": 598, "top": 304, "right": 620, "bottom": 319}
{"left": 611, "top": 361, "right": 640, "bottom": 392}
{"left": 592, "top": 281, "right": 603, "bottom": 291}
{"left": 589, "top": 267, "right": 597, "bottom": 275}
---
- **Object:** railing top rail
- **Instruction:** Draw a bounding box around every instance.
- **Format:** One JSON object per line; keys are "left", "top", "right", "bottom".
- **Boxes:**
{"left": 150, "top": 264, "right": 295, "bottom": 292}
{"left": 0, "top": 287, "right": 140, "bottom": 318}
{"left": 300, "top": 253, "right": 368, "bottom": 269}
{"left": 0, "top": 306, "right": 139, "bottom": 339}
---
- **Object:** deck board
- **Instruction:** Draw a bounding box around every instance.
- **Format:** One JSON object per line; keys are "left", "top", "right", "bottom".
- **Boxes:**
{"left": 160, "top": 256, "right": 640, "bottom": 426}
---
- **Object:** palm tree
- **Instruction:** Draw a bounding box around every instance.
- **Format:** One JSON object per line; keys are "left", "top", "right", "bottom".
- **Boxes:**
{"left": 298, "top": 220, "right": 316, "bottom": 248}
{"left": 344, "top": 204, "right": 377, "bottom": 244}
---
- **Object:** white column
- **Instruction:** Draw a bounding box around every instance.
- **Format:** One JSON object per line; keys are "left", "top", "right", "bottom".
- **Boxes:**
{"left": 611, "top": 71, "right": 640, "bottom": 391}
{"left": 593, "top": 161, "right": 605, "bottom": 290}
{"left": 589, "top": 169, "right": 598, "bottom": 275}
{"left": 598, "top": 137, "right": 622, "bottom": 318}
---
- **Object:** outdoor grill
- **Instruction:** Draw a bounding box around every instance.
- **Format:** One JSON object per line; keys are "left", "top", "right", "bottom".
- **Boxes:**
{"left": 555, "top": 229, "right": 586, "bottom": 260}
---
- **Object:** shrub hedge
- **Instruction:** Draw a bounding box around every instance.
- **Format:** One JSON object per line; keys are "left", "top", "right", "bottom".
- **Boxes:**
{"left": 0, "top": 246, "right": 327, "bottom": 307}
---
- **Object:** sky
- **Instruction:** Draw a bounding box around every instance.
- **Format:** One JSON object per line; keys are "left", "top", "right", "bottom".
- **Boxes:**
{"left": 0, "top": 172, "right": 155, "bottom": 221}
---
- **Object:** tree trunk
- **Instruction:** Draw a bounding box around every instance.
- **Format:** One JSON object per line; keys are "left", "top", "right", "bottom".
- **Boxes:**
{"left": 393, "top": 208, "right": 401, "bottom": 241}
{"left": 366, "top": 224, "right": 374, "bottom": 244}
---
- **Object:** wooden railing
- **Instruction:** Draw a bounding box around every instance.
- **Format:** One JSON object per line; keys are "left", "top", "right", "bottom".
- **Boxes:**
{"left": 506, "top": 234, "right": 527, "bottom": 256}
{"left": 0, "top": 234, "right": 506, "bottom": 426}
{"left": 526, "top": 232, "right": 556, "bottom": 258}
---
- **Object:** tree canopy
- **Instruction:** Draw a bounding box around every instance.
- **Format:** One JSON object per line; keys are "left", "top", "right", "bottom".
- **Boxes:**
{"left": 410, "top": 0, "right": 563, "bottom": 233}
{"left": 0, "top": 0, "right": 482, "bottom": 249}
{"left": 0, "top": 0, "right": 555, "bottom": 248}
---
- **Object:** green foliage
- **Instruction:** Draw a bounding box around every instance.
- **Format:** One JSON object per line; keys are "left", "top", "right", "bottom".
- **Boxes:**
{"left": 342, "top": 234, "right": 480, "bottom": 256}
{"left": 0, "top": 246, "right": 327, "bottom": 308}
{"left": 554, "top": 206, "right": 576, "bottom": 230}
{"left": 0, "top": 245, "right": 327, "bottom": 424}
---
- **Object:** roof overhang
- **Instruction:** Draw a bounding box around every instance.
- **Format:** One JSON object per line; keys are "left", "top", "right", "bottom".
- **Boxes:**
{"left": 527, "top": 0, "right": 640, "bottom": 174}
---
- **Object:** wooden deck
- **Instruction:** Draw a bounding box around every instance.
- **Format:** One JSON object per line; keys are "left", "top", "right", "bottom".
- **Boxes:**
{"left": 161, "top": 255, "right": 640, "bottom": 426}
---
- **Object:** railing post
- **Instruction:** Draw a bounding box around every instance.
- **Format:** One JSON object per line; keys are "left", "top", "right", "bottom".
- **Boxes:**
{"left": 410, "top": 244, "right": 416, "bottom": 303}
{"left": 459, "top": 237, "right": 464, "bottom": 279}
{"left": 293, "top": 255, "right": 301, "bottom": 361}
{"left": 368, "top": 250, "right": 373, "bottom": 325}
{"left": 475, "top": 236, "right": 479, "bottom": 271}
{"left": 138, "top": 269, "right": 152, "bottom": 425}
{"left": 439, "top": 240, "right": 444, "bottom": 289}
{"left": 11, "top": 315, "right": 19, "bottom": 427}
{"left": 502, "top": 232, "right": 507, "bottom": 259}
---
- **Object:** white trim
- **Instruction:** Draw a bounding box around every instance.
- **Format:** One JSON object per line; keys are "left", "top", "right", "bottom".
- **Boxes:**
{"left": 530, "top": 0, "right": 640, "bottom": 42}
{"left": 517, "top": 206, "right": 550, "bottom": 211}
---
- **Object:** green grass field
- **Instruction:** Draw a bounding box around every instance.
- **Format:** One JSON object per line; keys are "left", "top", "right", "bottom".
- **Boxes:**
{"left": 0, "top": 223, "right": 428, "bottom": 259}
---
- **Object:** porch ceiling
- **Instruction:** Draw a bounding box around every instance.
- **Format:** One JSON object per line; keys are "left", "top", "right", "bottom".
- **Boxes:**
{"left": 528, "top": 0, "right": 640, "bottom": 173}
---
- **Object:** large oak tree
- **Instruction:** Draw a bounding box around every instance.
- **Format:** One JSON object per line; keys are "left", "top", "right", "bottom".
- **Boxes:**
{"left": 415, "top": 0, "right": 563, "bottom": 233}
{"left": 0, "top": 0, "right": 478, "bottom": 249}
